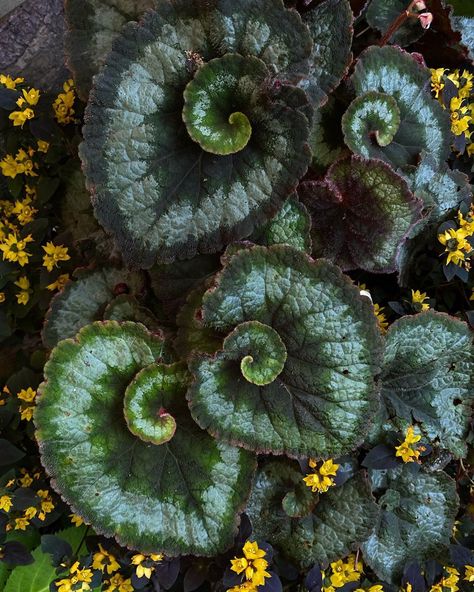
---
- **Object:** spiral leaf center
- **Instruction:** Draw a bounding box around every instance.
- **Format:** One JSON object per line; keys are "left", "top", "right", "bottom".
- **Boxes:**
{"left": 224, "top": 321, "right": 287, "bottom": 386}
{"left": 123, "top": 362, "right": 188, "bottom": 445}
{"left": 182, "top": 54, "right": 268, "bottom": 155}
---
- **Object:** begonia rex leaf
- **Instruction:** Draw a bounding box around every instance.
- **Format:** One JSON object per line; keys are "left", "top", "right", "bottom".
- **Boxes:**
{"left": 188, "top": 245, "right": 383, "bottom": 458}
{"left": 298, "top": 156, "right": 422, "bottom": 273}
{"left": 247, "top": 460, "right": 379, "bottom": 568}
{"left": 80, "top": 0, "right": 312, "bottom": 267}
{"left": 65, "top": 0, "right": 156, "bottom": 100}
{"left": 381, "top": 311, "right": 474, "bottom": 458}
{"left": 299, "top": 0, "right": 353, "bottom": 106}
{"left": 42, "top": 267, "right": 146, "bottom": 348}
{"left": 35, "top": 321, "right": 255, "bottom": 556}
{"left": 362, "top": 465, "right": 459, "bottom": 583}
{"left": 342, "top": 46, "right": 451, "bottom": 168}
{"left": 252, "top": 195, "right": 312, "bottom": 253}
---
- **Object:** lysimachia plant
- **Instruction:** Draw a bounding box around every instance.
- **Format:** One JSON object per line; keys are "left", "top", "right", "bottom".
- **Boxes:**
{"left": 1, "top": 0, "right": 474, "bottom": 591}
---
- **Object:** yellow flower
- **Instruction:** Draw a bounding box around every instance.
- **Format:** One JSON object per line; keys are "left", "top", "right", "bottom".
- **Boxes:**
{"left": 42, "top": 242, "right": 71, "bottom": 272}
{"left": 9, "top": 108, "right": 35, "bottom": 128}
{"left": 53, "top": 79, "right": 77, "bottom": 125}
{"left": 231, "top": 541, "right": 271, "bottom": 588}
{"left": 227, "top": 583, "right": 257, "bottom": 592}
{"left": 22, "top": 88, "right": 40, "bottom": 106}
{"left": 0, "top": 233, "right": 34, "bottom": 266}
{"left": 14, "top": 517, "right": 30, "bottom": 530}
{"left": 105, "top": 573, "right": 134, "bottom": 592}
{"left": 92, "top": 544, "right": 120, "bottom": 574}
{"left": 0, "top": 155, "right": 21, "bottom": 178}
{"left": 438, "top": 228, "right": 472, "bottom": 267}
{"left": 395, "top": 426, "right": 425, "bottom": 463}
{"left": 69, "top": 513, "right": 84, "bottom": 526}
{"left": 70, "top": 561, "right": 93, "bottom": 583}
{"left": 465, "top": 565, "right": 474, "bottom": 582}
{"left": 0, "top": 74, "right": 24, "bottom": 89}
{"left": 20, "top": 406, "right": 34, "bottom": 421}
{"left": 12, "top": 198, "right": 37, "bottom": 225}
{"left": 411, "top": 289, "right": 430, "bottom": 312}
{"left": 47, "top": 273, "right": 70, "bottom": 291}
{"left": 303, "top": 458, "right": 340, "bottom": 494}
{"left": 24, "top": 506, "right": 37, "bottom": 519}
{"left": 373, "top": 303, "right": 388, "bottom": 333}
{"left": 329, "top": 555, "right": 363, "bottom": 588}
{"left": 430, "top": 68, "right": 446, "bottom": 99}
{"left": 450, "top": 96, "right": 471, "bottom": 136}
{"left": 131, "top": 553, "right": 163, "bottom": 579}
{"left": 19, "top": 472, "right": 33, "bottom": 487}
{"left": 0, "top": 494, "right": 13, "bottom": 512}
{"left": 0, "top": 292, "right": 5, "bottom": 303}
{"left": 17, "top": 387, "right": 36, "bottom": 402}
{"left": 14, "top": 275, "right": 31, "bottom": 305}
{"left": 37, "top": 139, "right": 49, "bottom": 153}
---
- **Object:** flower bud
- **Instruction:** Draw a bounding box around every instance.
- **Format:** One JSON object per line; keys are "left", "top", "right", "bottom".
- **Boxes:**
{"left": 418, "top": 12, "right": 433, "bottom": 29}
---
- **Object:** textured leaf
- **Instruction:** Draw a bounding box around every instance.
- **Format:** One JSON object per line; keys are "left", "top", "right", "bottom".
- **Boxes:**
{"left": 42, "top": 267, "right": 145, "bottom": 348}
{"left": 299, "top": 0, "right": 353, "bottom": 106}
{"left": 103, "top": 295, "right": 162, "bottom": 332}
{"left": 64, "top": 0, "right": 156, "bottom": 100}
{"left": 246, "top": 460, "right": 379, "bottom": 568}
{"left": 60, "top": 165, "right": 100, "bottom": 243}
{"left": 309, "top": 96, "right": 349, "bottom": 172}
{"left": 405, "top": 153, "right": 472, "bottom": 227}
{"left": 252, "top": 196, "right": 312, "bottom": 253}
{"left": 175, "top": 284, "right": 223, "bottom": 357}
{"left": 366, "top": 0, "right": 425, "bottom": 46}
{"left": 80, "top": 1, "right": 312, "bottom": 267}
{"left": 124, "top": 362, "right": 188, "bottom": 444}
{"left": 35, "top": 321, "right": 255, "bottom": 556}
{"left": 381, "top": 311, "right": 474, "bottom": 458}
{"left": 4, "top": 545, "right": 56, "bottom": 592}
{"left": 298, "top": 156, "right": 422, "bottom": 273}
{"left": 362, "top": 466, "right": 459, "bottom": 583}
{"left": 188, "top": 245, "right": 383, "bottom": 458}
{"left": 450, "top": 16, "right": 474, "bottom": 61}
{"left": 342, "top": 46, "right": 451, "bottom": 168}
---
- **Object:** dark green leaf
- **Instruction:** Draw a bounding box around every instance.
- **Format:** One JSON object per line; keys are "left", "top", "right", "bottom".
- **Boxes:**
{"left": 299, "top": 156, "right": 421, "bottom": 273}
{"left": 188, "top": 245, "right": 383, "bottom": 458}
{"left": 35, "top": 321, "right": 256, "bottom": 556}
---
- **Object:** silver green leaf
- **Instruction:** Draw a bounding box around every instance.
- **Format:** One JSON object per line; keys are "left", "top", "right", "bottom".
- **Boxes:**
{"left": 80, "top": 1, "right": 312, "bottom": 267}
{"left": 35, "top": 321, "right": 256, "bottom": 556}
{"left": 362, "top": 465, "right": 459, "bottom": 583}
{"left": 247, "top": 460, "right": 379, "bottom": 568}
{"left": 299, "top": 0, "right": 354, "bottom": 106}
{"left": 344, "top": 46, "right": 451, "bottom": 168}
{"left": 381, "top": 311, "right": 474, "bottom": 458}
{"left": 64, "top": 0, "right": 156, "bottom": 100}
{"left": 188, "top": 245, "right": 383, "bottom": 458}
{"left": 42, "top": 267, "right": 146, "bottom": 349}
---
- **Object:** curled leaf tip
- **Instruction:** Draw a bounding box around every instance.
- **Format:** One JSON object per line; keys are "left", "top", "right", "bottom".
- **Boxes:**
{"left": 229, "top": 321, "right": 287, "bottom": 386}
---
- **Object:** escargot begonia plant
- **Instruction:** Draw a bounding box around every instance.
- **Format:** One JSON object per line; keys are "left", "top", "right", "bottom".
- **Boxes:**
{"left": 31, "top": 0, "right": 474, "bottom": 587}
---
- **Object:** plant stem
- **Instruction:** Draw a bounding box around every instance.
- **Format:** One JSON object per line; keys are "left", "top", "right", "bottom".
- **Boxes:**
{"left": 378, "top": 0, "right": 418, "bottom": 46}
